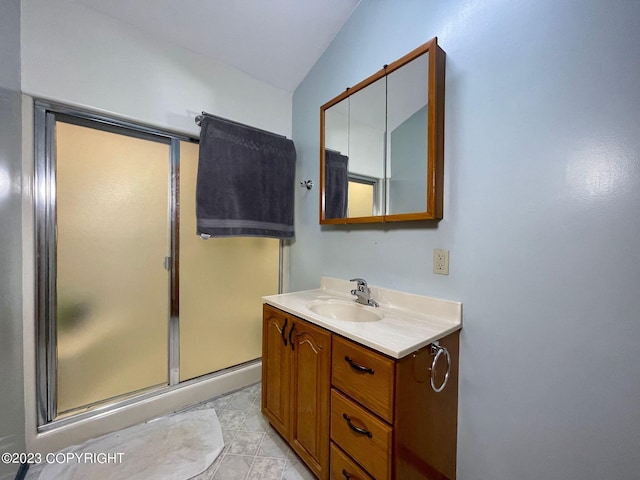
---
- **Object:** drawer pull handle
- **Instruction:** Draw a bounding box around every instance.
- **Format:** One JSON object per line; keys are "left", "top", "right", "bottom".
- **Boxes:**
{"left": 289, "top": 323, "right": 296, "bottom": 351}
{"left": 342, "top": 469, "right": 359, "bottom": 480}
{"left": 342, "top": 413, "right": 373, "bottom": 438}
{"left": 281, "top": 318, "right": 288, "bottom": 347}
{"left": 344, "top": 356, "right": 375, "bottom": 375}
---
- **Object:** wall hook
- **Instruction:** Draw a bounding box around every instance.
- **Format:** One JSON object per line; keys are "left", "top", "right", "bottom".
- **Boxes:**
{"left": 300, "top": 180, "right": 314, "bottom": 190}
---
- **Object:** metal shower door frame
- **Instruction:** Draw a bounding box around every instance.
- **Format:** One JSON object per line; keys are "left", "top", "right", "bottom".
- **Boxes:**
{"left": 34, "top": 101, "right": 186, "bottom": 428}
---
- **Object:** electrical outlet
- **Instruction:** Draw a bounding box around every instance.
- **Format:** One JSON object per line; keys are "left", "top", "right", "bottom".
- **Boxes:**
{"left": 433, "top": 249, "right": 449, "bottom": 275}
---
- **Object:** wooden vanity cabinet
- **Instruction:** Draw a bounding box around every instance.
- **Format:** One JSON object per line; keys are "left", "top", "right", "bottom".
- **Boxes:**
{"left": 331, "top": 333, "right": 460, "bottom": 480}
{"left": 262, "top": 304, "right": 459, "bottom": 480}
{"left": 261, "top": 304, "right": 331, "bottom": 479}
{"left": 394, "top": 331, "right": 459, "bottom": 480}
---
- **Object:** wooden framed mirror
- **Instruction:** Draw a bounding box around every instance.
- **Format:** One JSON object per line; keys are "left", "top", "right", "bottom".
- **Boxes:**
{"left": 320, "top": 37, "right": 445, "bottom": 224}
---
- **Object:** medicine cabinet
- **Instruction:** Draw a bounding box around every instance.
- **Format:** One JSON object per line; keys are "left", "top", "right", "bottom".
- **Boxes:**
{"left": 320, "top": 37, "right": 446, "bottom": 224}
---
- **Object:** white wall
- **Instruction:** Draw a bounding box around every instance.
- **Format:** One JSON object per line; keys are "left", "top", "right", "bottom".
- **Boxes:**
{"left": 0, "top": 0, "right": 24, "bottom": 478}
{"left": 292, "top": 1, "right": 640, "bottom": 478}
{"left": 20, "top": 0, "right": 292, "bottom": 454}
{"left": 21, "top": 0, "right": 292, "bottom": 137}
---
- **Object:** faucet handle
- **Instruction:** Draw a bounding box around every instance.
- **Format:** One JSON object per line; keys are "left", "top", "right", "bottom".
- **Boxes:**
{"left": 349, "top": 278, "right": 368, "bottom": 288}
{"left": 349, "top": 278, "right": 378, "bottom": 307}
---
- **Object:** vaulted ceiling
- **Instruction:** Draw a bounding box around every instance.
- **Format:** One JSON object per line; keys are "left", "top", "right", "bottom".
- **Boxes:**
{"left": 77, "top": 0, "right": 361, "bottom": 93}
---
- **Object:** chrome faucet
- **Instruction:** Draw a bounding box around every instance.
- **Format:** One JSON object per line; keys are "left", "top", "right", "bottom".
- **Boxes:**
{"left": 350, "top": 278, "right": 379, "bottom": 307}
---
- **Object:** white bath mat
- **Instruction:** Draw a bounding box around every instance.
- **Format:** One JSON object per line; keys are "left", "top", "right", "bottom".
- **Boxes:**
{"left": 35, "top": 409, "right": 223, "bottom": 480}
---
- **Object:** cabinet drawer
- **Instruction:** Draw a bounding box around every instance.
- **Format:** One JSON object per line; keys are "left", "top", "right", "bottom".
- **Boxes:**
{"left": 330, "top": 442, "right": 374, "bottom": 480}
{"left": 332, "top": 335, "right": 395, "bottom": 422}
{"left": 331, "top": 389, "right": 392, "bottom": 480}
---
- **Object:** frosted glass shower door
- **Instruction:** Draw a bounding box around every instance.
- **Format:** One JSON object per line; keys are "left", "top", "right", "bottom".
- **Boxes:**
{"left": 179, "top": 141, "right": 280, "bottom": 381}
{"left": 55, "top": 122, "right": 171, "bottom": 415}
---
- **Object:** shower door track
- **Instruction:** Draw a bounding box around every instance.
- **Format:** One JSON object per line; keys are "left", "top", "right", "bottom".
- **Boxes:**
{"left": 37, "top": 358, "right": 261, "bottom": 433}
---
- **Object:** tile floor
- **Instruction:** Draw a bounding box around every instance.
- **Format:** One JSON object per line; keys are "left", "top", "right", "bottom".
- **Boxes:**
{"left": 188, "top": 382, "right": 315, "bottom": 480}
{"left": 27, "top": 383, "right": 315, "bottom": 480}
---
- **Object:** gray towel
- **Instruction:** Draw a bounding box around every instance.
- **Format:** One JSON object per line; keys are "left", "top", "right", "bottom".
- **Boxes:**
{"left": 196, "top": 115, "right": 296, "bottom": 239}
{"left": 324, "top": 149, "right": 348, "bottom": 219}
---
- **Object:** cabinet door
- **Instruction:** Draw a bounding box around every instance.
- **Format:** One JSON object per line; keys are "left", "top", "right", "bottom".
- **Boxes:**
{"left": 261, "top": 304, "right": 292, "bottom": 439}
{"left": 290, "top": 319, "right": 332, "bottom": 480}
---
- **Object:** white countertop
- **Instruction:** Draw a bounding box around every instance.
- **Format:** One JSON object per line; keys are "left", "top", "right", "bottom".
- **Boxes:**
{"left": 263, "top": 277, "right": 462, "bottom": 359}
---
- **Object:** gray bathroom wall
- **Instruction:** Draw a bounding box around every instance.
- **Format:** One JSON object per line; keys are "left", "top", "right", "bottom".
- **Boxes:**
{"left": 291, "top": 0, "right": 640, "bottom": 478}
{"left": 0, "top": 0, "right": 25, "bottom": 479}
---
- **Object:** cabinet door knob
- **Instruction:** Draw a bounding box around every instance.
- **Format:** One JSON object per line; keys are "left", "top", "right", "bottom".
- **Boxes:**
{"left": 342, "top": 413, "right": 373, "bottom": 438}
{"left": 342, "top": 469, "right": 358, "bottom": 480}
{"left": 344, "top": 356, "right": 375, "bottom": 375}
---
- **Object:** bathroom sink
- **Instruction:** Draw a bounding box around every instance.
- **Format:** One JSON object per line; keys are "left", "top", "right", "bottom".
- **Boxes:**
{"left": 307, "top": 300, "right": 383, "bottom": 323}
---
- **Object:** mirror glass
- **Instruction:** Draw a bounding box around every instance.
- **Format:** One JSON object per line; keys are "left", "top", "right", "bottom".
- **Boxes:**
{"left": 323, "top": 76, "right": 386, "bottom": 220}
{"left": 323, "top": 97, "right": 349, "bottom": 219}
{"left": 386, "top": 52, "right": 429, "bottom": 215}
{"left": 320, "top": 37, "right": 444, "bottom": 224}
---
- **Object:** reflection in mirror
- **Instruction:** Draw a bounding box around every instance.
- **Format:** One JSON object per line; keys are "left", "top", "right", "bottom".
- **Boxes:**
{"left": 347, "top": 180, "right": 374, "bottom": 217}
{"left": 324, "top": 97, "right": 349, "bottom": 154}
{"left": 324, "top": 149, "right": 348, "bottom": 218}
{"left": 324, "top": 98, "right": 349, "bottom": 219}
{"left": 347, "top": 174, "right": 381, "bottom": 218}
{"left": 323, "top": 77, "right": 386, "bottom": 220}
{"left": 347, "top": 76, "right": 386, "bottom": 218}
{"left": 386, "top": 52, "right": 429, "bottom": 215}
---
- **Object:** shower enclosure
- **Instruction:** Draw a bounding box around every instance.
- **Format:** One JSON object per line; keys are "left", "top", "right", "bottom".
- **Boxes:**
{"left": 35, "top": 102, "right": 279, "bottom": 426}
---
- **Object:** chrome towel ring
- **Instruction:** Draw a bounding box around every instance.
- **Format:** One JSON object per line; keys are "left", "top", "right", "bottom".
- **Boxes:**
{"left": 429, "top": 341, "right": 451, "bottom": 393}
